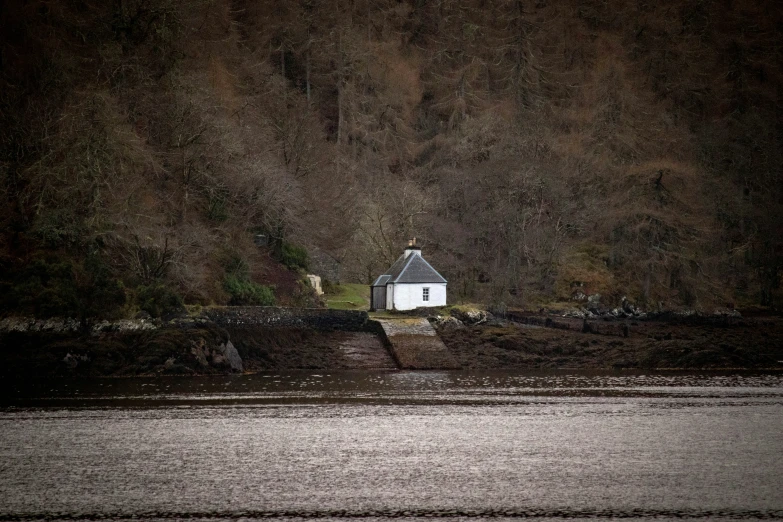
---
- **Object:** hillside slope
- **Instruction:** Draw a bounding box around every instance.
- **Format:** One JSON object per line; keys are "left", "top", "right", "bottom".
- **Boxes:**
{"left": 1, "top": 0, "right": 781, "bottom": 317}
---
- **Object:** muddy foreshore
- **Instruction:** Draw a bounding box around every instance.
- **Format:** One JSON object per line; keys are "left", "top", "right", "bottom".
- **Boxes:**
{"left": 437, "top": 313, "right": 783, "bottom": 370}
{"left": 0, "top": 321, "right": 389, "bottom": 378}
{"left": 1, "top": 309, "right": 781, "bottom": 377}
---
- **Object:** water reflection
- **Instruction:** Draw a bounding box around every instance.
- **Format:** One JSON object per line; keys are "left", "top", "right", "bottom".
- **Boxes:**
{"left": 2, "top": 370, "right": 782, "bottom": 408}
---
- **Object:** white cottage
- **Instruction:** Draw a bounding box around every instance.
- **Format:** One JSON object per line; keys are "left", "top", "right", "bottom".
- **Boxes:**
{"left": 370, "top": 239, "right": 447, "bottom": 311}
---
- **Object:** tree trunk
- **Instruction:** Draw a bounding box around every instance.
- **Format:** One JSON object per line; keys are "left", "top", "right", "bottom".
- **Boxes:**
{"left": 281, "top": 42, "right": 287, "bottom": 107}
{"left": 337, "top": 31, "right": 343, "bottom": 144}
{"left": 306, "top": 49, "right": 311, "bottom": 104}
{"left": 181, "top": 147, "right": 188, "bottom": 222}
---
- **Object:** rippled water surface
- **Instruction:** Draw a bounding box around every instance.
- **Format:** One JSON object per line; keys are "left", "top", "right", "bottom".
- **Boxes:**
{"left": 1, "top": 371, "right": 782, "bottom": 521}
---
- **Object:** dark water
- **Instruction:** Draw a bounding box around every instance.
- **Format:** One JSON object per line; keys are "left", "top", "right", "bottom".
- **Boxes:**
{"left": 1, "top": 371, "right": 782, "bottom": 521}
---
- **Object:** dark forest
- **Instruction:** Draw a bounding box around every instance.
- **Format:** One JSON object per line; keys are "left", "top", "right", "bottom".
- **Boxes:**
{"left": 1, "top": 0, "right": 781, "bottom": 318}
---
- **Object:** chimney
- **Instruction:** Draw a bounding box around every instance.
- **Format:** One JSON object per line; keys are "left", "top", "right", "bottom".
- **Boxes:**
{"left": 404, "top": 237, "right": 421, "bottom": 258}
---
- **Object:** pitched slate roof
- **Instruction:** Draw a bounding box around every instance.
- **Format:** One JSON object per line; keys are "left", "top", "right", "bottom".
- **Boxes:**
{"left": 371, "top": 274, "right": 391, "bottom": 286}
{"left": 377, "top": 253, "right": 447, "bottom": 284}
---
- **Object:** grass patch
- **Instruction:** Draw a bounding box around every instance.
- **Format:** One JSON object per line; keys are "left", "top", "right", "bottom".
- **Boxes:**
{"left": 444, "top": 304, "right": 486, "bottom": 314}
{"left": 324, "top": 283, "right": 370, "bottom": 310}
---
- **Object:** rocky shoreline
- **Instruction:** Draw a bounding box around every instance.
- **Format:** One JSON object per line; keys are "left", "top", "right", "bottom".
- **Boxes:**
{"left": 0, "top": 308, "right": 382, "bottom": 378}
{"left": 1, "top": 307, "right": 781, "bottom": 377}
{"left": 434, "top": 308, "right": 783, "bottom": 370}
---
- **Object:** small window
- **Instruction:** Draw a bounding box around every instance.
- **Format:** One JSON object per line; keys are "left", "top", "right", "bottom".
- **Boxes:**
{"left": 422, "top": 287, "right": 430, "bottom": 301}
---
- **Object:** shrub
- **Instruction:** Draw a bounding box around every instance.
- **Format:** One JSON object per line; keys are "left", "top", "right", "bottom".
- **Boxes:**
{"left": 9, "top": 259, "right": 78, "bottom": 317}
{"left": 223, "top": 275, "right": 275, "bottom": 306}
{"left": 279, "top": 242, "right": 309, "bottom": 271}
{"left": 136, "top": 283, "right": 184, "bottom": 318}
{"left": 33, "top": 211, "right": 86, "bottom": 248}
{"left": 220, "top": 253, "right": 275, "bottom": 305}
{"left": 223, "top": 255, "right": 250, "bottom": 279}
{"left": 6, "top": 255, "right": 126, "bottom": 320}
{"left": 206, "top": 188, "right": 229, "bottom": 223}
{"left": 80, "top": 253, "right": 127, "bottom": 319}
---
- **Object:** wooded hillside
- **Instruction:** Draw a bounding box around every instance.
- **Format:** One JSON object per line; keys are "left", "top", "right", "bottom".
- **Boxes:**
{"left": 1, "top": 0, "right": 781, "bottom": 317}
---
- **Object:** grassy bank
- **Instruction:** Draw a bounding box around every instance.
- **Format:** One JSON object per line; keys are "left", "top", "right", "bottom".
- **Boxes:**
{"left": 324, "top": 284, "right": 370, "bottom": 310}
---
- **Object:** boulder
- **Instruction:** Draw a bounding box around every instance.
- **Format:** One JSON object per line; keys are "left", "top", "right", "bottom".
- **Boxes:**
{"left": 453, "top": 308, "right": 492, "bottom": 325}
{"left": 431, "top": 315, "right": 465, "bottom": 331}
{"left": 190, "top": 338, "right": 209, "bottom": 367}
{"left": 619, "top": 297, "right": 646, "bottom": 317}
{"left": 63, "top": 352, "right": 90, "bottom": 369}
{"left": 218, "top": 340, "right": 243, "bottom": 372}
{"left": 564, "top": 307, "right": 598, "bottom": 319}
{"left": 571, "top": 290, "right": 587, "bottom": 301}
{"left": 610, "top": 307, "right": 627, "bottom": 318}
{"left": 63, "top": 353, "right": 77, "bottom": 369}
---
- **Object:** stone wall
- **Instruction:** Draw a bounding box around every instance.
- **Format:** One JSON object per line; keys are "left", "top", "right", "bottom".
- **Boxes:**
{"left": 203, "top": 307, "right": 371, "bottom": 331}
{"left": 0, "top": 316, "right": 157, "bottom": 335}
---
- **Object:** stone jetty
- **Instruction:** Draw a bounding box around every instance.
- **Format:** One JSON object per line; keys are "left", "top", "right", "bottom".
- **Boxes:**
{"left": 375, "top": 318, "right": 459, "bottom": 370}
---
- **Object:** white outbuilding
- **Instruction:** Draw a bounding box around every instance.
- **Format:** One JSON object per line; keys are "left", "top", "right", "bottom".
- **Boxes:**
{"left": 370, "top": 239, "right": 447, "bottom": 311}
